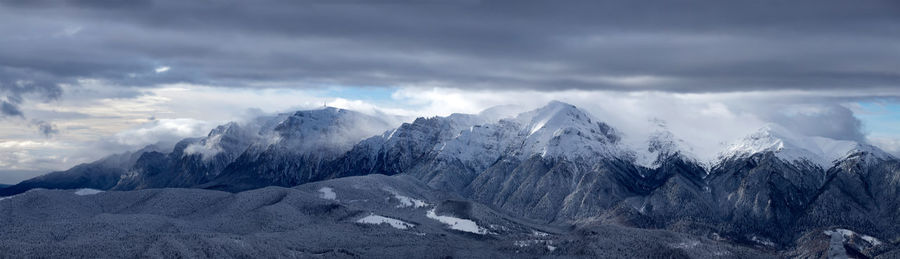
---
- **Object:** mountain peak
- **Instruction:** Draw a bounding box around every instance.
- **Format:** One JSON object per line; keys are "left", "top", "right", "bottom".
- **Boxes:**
{"left": 207, "top": 122, "right": 240, "bottom": 137}
{"left": 514, "top": 101, "right": 624, "bottom": 160}
{"left": 271, "top": 107, "right": 396, "bottom": 155}
{"left": 720, "top": 124, "right": 892, "bottom": 168}
{"left": 633, "top": 121, "right": 698, "bottom": 169}
{"left": 516, "top": 101, "right": 595, "bottom": 135}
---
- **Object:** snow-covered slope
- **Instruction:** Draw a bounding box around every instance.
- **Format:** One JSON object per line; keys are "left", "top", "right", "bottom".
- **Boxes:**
{"left": 201, "top": 107, "right": 401, "bottom": 191}
{"left": 182, "top": 122, "right": 258, "bottom": 160}
{"left": 719, "top": 124, "right": 892, "bottom": 168}
{"left": 513, "top": 101, "right": 627, "bottom": 161}
{"left": 423, "top": 101, "right": 632, "bottom": 179}
{"left": 632, "top": 121, "right": 699, "bottom": 169}
{"left": 271, "top": 107, "right": 398, "bottom": 156}
{"left": 432, "top": 120, "right": 521, "bottom": 172}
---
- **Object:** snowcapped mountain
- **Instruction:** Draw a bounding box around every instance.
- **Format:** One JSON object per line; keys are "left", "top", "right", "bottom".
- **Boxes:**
{"left": 201, "top": 107, "right": 399, "bottom": 191}
{"left": 632, "top": 120, "right": 699, "bottom": 170}
{"left": 514, "top": 101, "right": 627, "bottom": 162}
{"left": 719, "top": 124, "right": 893, "bottom": 169}
{"left": 433, "top": 120, "right": 522, "bottom": 174}
{"left": 329, "top": 112, "right": 491, "bottom": 180}
{"left": 182, "top": 122, "right": 259, "bottom": 161}
{"left": 269, "top": 107, "right": 398, "bottom": 156}
{"left": 3, "top": 100, "right": 900, "bottom": 257}
{"left": 422, "top": 101, "right": 629, "bottom": 172}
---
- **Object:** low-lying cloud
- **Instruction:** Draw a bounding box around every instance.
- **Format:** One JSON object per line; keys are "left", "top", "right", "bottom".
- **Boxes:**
{"left": 113, "top": 118, "right": 215, "bottom": 148}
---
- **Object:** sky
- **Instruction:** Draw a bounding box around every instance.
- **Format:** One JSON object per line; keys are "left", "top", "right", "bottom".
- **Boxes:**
{"left": 1, "top": 0, "right": 899, "bottom": 184}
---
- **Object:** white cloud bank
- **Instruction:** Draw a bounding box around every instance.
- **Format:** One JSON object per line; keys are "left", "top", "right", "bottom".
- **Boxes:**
{"left": 1, "top": 82, "right": 898, "bottom": 184}
{"left": 390, "top": 87, "right": 900, "bottom": 161}
{"left": 113, "top": 118, "right": 214, "bottom": 147}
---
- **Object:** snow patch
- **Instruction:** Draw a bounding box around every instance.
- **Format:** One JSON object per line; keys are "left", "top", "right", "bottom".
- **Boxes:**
{"left": 750, "top": 236, "right": 775, "bottom": 247}
{"left": 394, "top": 194, "right": 428, "bottom": 208}
{"left": 824, "top": 228, "right": 882, "bottom": 246}
{"left": 74, "top": 189, "right": 104, "bottom": 196}
{"left": 318, "top": 187, "right": 337, "bottom": 200}
{"left": 862, "top": 235, "right": 882, "bottom": 246}
{"left": 531, "top": 230, "right": 550, "bottom": 237}
{"left": 671, "top": 240, "right": 700, "bottom": 249}
{"left": 426, "top": 208, "right": 491, "bottom": 235}
{"left": 356, "top": 214, "right": 414, "bottom": 230}
{"left": 514, "top": 240, "right": 545, "bottom": 247}
{"left": 513, "top": 239, "right": 556, "bottom": 251}
{"left": 385, "top": 189, "right": 428, "bottom": 208}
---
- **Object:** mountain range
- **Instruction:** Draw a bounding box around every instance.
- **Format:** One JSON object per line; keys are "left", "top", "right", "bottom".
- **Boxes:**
{"left": 2, "top": 101, "right": 898, "bottom": 258}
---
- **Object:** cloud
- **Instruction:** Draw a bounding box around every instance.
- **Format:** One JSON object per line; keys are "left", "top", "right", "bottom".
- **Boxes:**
{"left": 766, "top": 104, "right": 866, "bottom": 142}
{"left": 31, "top": 120, "right": 59, "bottom": 137}
{"left": 0, "top": 0, "right": 898, "bottom": 181}
{"left": 869, "top": 137, "right": 900, "bottom": 157}
{"left": 388, "top": 87, "right": 897, "bottom": 162}
{"left": 1, "top": 100, "right": 23, "bottom": 117}
{"left": 0, "top": 67, "right": 65, "bottom": 136}
{"left": 0, "top": 84, "right": 897, "bottom": 183}
{"left": 0, "top": 139, "right": 81, "bottom": 184}
{"left": 0, "top": 0, "right": 897, "bottom": 93}
{"left": 113, "top": 118, "right": 214, "bottom": 147}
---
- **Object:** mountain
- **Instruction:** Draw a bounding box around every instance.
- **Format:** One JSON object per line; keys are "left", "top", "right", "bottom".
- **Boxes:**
{"left": 2, "top": 101, "right": 899, "bottom": 257}
{"left": 0, "top": 107, "right": 398, "bottom": 195}
{"left": 459, "top": 102, "right": 647, "bottom": 221}
{"left": 632, "top": 120, "right": 700, "bottom": 169}
{"left": 703, "top": 125, "right": 897, "bottom": 246}
{"left": 720, "top": 124, "right": 890, "bottom": 169}
{"left": 199, "top": 107, "right": 398, "bottom": 191}
{"left": 113, "top": 121, "right": 260, "bottom": 190}
{"left": 513, "top": 101, "right": 627, "bottom": 162}
{"left": 626, "top": 126, "right": 713, "bottom": 229}
{"left": 0, "top": 143, "right": 169, "bottom": 196}
{"left": 795, "top": 150, "right": 900, "bottom": 255}
{"left": 0, "top": 174, "right": 769, "bottom": 258}
{"left": 325, "top": 112, "right": 492, "bottom": 191}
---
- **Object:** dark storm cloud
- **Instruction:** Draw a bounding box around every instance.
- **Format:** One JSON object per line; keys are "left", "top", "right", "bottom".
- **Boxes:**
{"left": 32, "top": 120, "right": 59, "bottom": 137}
{"left": 720, "top": 94, "right": 900, "bottom": 144}
{"left": 771, "top": 104, "right": 867, "bottom": 142}
{"left": 1, "top": 0, "right": 898, "bottom": 94}
{"left": 0, "top": 100, "right": 23, "bottom": 117}
{"left": 0, "top": 65, "right": 65, "bottom": 121}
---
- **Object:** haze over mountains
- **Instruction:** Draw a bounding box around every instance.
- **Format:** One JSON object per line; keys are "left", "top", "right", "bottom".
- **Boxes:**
{"left": 2, "top": 101, "right": 898, "bottom": 258}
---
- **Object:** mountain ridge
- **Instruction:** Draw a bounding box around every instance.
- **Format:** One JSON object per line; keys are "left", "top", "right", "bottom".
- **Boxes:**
{"left": 2, "top": 100, "right": 898, "bottom": 257}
